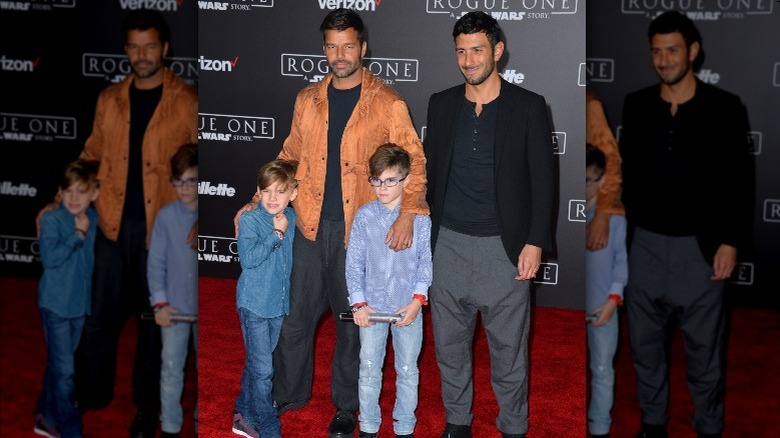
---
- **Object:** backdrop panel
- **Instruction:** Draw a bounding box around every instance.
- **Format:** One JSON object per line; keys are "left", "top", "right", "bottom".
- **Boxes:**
{"left": 586, "top": 2, "right": 780, "bottom": 304}
{"left": 0, "top": 0, "right": 198, "bottom": 278}
{"left": 197, "top": 0, "right": 587, "bottom": 309}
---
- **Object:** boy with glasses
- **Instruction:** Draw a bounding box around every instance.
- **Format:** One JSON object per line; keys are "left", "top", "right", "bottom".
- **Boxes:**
{"left": 585, "top": 144, "right": 627, "bottom": 438}
{"left": 147, "top": 143, "right": 199, "bottom": 438}
{"left": 345, "top": 144, "right": 432, "bottom": 438}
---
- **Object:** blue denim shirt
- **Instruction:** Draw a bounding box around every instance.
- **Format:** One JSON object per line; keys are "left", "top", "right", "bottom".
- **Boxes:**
{"left": 38, "top": 203, "right": 98, "bottom": 318}
{"left": 147, "top": 200, "right": 198, "bottom": 314}
{"left": 346, "top": 200, "right": 433, "bottom": 313}
{"left": 236, "top": 206, "right": 296, "bottom": 318}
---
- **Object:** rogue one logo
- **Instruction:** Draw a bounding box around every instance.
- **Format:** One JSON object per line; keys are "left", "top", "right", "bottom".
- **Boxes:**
{"left": 281, "top": 54, "right": 419, "bottom": 84}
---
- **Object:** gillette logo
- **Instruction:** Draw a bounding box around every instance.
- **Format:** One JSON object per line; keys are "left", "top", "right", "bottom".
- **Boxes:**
{"left": 500, "top": 69, "right": 525, "bottom": 84}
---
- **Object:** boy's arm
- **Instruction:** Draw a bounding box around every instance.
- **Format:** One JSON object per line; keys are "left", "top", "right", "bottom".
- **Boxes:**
{"left": 412, "top": 217, "right": 433, "bottom": 300}
{"left": 146, "top": 213, "right": 169, "bottom": 307}
{"left": 610, "top": 217, "right": 629, "bottom": 300}
{"left": 395, "top": 217, "right": 432, "bottom": 326}
{"left": 345, "top": 212, "right": 368, "bottom": 306}
{"left": 237, "top": 214, "right": 282, "bottom": 269}
{"left": 38, "top": 213, "right": 85, "bottom": 269}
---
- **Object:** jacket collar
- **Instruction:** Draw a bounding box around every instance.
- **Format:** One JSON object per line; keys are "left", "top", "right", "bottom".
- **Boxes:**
{"left": 313, "top": 67, "right": 381, "bottom": 119}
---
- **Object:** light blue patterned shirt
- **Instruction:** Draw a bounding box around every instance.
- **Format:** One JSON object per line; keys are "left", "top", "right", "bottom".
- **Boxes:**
{"left": 147, "top": 200, "right": 198, "bottom": 314}
{"left": 346, "top": 200, "right": 432, "bottom": 313}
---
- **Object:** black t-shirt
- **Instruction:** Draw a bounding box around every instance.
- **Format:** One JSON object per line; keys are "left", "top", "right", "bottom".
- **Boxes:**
{"left": 125, "top": 82, "right": 163, "bottom": 221}
{"left": 321, "top": 82, "right": 361, "bottom": 221}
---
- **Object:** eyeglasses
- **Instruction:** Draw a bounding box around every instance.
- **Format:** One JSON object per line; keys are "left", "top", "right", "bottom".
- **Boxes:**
{"left": 368, "top": 176, "right": 407, "bottom": 187}
{"left": 171, "top": 177, "right": 198, "bottom": 187}
{"left": 585, "top": 174, "right": 603, "bottom": 187}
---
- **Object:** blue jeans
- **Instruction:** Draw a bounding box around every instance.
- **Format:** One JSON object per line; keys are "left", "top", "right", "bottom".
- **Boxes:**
{"left": 235, "top": 308, "right": 283, "bottom": 438}
{"left": 358, "top": 312, "right": 422, "bottom": 435}
{"left": 36, "top": 308, "right": 85, "bottom": 437}
{"left": 587, "top": 309, "right": 619, "bottom": 435}
{"left": 160, "top": 321, "right": 198, "bottom": 433}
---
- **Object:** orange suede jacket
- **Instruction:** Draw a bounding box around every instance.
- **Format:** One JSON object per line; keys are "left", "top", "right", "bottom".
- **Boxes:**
{"left": 278, "top": 67, "right": 429, "bottom": 246}
{"left": 80, "top": 67, "right": 198, "bottom": 246}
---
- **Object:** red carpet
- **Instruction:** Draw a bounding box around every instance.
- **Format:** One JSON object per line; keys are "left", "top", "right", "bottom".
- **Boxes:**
{"left": 198, "top": 276, "right": 586, "bottom": 437}
{"left": 607, "top": 307, "right": 780, "bottom": 437}
{"left": 5, "top": 275, "right": 773, "bottom": 437}
{"left": 0, "top": 277, "right": 197, "bottom": 437}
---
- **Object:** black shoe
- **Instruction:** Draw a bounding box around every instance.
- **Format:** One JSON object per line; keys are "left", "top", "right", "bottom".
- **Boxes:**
{"left": 502, "top": 434, "right": 526, "bottom": 438}
{"left": 273, "top": 399, "right": 308, "bottom": 414}
{"left": 636, "top": 424, "right": 667, "bottom": 438}
{"left": 440, "top": 423, "right": 472, "bottom": 438}
{"left": 328, "top": 410, "right": 357, "bottom": 437}
{"left": 129, "top": 409, "right": 158, "bottom": 438}
{"left": 591, "top": 434, "right": 609, "bottom": 438}
{"left": 396, "top": 435, "right": 414, "bottom": 438}
{"left": 697, "top": 434, "right": 721, "bottom": 438}
{"left": 160, "top": 432, "right": 179, "bottom": 438}
{"left": 358, "top": 433, "right": 378, "bottom": 438}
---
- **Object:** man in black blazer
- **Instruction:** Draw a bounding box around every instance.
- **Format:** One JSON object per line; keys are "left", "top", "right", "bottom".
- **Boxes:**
{"left": 424, "top": 11, "right": 555, "bottom": 438}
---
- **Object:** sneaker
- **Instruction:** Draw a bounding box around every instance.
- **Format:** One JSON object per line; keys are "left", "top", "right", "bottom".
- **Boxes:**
{"left": 232, "top": 412, "right": 260, "bottom": 438}
{"left": 33, "top": 414, "right": 61, "bottom": 438}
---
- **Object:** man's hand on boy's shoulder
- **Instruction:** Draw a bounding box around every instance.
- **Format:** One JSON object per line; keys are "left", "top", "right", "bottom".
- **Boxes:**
{"left": 386, "top": 212, "right": 415, "bottom": 252}
{"left": 233, "top": 200, "right": 258, "bottom": 237}
{"left": 35, "top": 201, "right": 60, "bottom": 237}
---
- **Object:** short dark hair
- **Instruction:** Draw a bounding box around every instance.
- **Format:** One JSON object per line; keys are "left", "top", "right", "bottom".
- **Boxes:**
{"left": 121, "top": 9, "right": 171, "bottom": 46}
{"left": 586, "top": 143, "right": 606, "bottom": 175}
{"left": 59, "top": 159, "right": 99, "bottom": 190}
{"left": 320, "top": 8, "right": 365, "bottom": 44}
{"left": 648, "top": 10, "right": 701, "bottom": 49}
{"left": 257, "top": 160, "right": 298, "bottom": 191}
{"left": 453, "top": 11, "right": 502, "bottom": 48}
{"left": 170, "top": 143, "right": 197, "bottom": 179}
{"left": 369, "top": 144, "right": 410, "bottom": 178}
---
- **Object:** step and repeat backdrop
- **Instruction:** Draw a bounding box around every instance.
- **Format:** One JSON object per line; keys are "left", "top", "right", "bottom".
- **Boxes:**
{"left": 197, "top": 1, "right": 586, "bottom": 309}
{"left": 586, "top": 2, "right": 780, "bottom": 303}
{"left": 0, "top": 1, "right": 197, "bottom": 276}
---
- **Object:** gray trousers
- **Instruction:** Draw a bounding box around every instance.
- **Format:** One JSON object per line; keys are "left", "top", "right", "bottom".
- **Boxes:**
{"left": 271, "top": 220, "right": 360, "bottom": 411}
{"left": 626, "top": 227, "right": 726, "bottom": 434}
{"left": 431, "top": 227, "right": 531, "bottom": 434}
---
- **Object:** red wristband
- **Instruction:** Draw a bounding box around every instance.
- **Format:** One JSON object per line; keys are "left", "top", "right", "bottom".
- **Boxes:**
{"left": 413, "top": 294, "right": 428, "bottom": 305}
{"left": 608, "top": 294, "right": 623, "bottom": 306}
